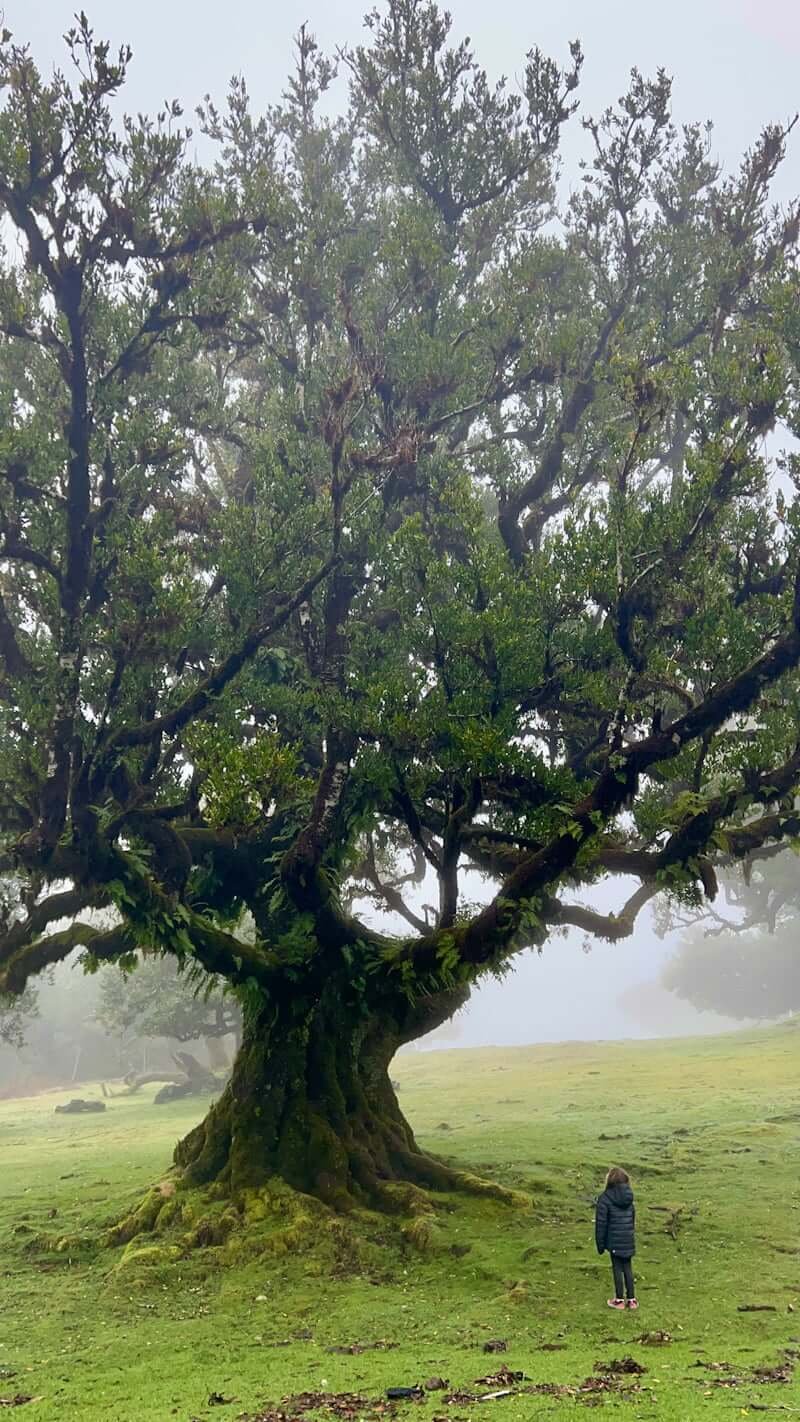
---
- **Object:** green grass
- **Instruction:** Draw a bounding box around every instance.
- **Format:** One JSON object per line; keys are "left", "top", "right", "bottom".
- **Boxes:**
{"left": 0, "top": 1023, "right": 798, "bottom": 1420}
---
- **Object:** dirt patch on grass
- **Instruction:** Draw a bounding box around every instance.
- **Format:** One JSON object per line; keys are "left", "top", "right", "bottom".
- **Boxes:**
{"left": 246, "top": 1394, "right": 388, "bottom": 1422}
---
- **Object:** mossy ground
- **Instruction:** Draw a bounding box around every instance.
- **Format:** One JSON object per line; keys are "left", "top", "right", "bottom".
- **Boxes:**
{"left": 0, "top": 1022, "right": 798, "bottom": 1420}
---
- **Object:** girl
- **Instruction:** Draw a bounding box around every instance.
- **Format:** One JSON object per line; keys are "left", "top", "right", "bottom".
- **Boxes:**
{"left": 595, "top": 1166, "right": 638, "bottom": 1310}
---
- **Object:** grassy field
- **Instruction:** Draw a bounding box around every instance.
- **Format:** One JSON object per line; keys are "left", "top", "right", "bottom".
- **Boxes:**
{"left": 0, "top": 1023, "right": 798, "bottom": 1421}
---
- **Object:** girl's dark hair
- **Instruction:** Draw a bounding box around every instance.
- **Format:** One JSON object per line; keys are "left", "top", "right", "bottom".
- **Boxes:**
{"left": 605, "top": 1166, "right": 630, "bottom": 1188}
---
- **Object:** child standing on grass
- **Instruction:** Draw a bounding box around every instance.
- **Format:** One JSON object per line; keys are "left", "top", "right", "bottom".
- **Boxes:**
{"left": 595, "top": 1166, "right": 638, "bottom": 1310}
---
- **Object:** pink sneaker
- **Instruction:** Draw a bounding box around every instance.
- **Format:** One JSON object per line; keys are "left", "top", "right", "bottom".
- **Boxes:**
{"left": 627, "top": 1299, "right": 639, "bottom": 1310}
{"left": 607, "top": 1298, "right": 626, "bottom": 1310}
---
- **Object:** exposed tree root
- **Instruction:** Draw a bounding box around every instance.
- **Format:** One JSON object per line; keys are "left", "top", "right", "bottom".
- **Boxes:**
{"left": 106, "top": 1176, "right": 350, "bottom": 1277}
{"left": 106, "top": 1188, "right": 167, "bottom": 1248}
{"left": 104, "top": 1160, "right": 531, "bottom": 1276}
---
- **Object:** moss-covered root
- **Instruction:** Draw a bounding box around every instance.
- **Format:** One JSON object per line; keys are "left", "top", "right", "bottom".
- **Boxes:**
{"left": 105, "top": 1174, "right": 333, "bottom": 1269}
{"left": 228, "top": 1179, "right": 326, "bottom": 1261}
{"left": 371, "top": 1179, "right": 437, "bottom": 1216}
{"left": 450, "top": 1170, "right": 532, "bottom": 1209}
{"left": 105, "top": 1163, "right": 528, "bottom": 1270}
{"left": 105, "top": 1186, "right": 171, "bottom": 1248}
{"left": 391, "top": 1146, "right": 532, "bottom": 1209}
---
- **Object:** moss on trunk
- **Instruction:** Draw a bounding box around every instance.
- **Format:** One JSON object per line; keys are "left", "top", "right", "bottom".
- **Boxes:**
{"left": 107, "top": 977, "right": 527, "bottom": 1255}
{"left": 174, "top": 977, "right": 459, "bottom": 1210}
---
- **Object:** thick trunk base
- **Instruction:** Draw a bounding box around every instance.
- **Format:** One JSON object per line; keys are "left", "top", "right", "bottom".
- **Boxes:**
{"left": 106, "top": 984, "right": 528, "bottom": 1263}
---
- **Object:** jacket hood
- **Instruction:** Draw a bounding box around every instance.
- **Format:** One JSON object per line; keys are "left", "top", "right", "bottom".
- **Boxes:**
{"left": 605, "top": 1183, "right": 634, "bottom": 1208}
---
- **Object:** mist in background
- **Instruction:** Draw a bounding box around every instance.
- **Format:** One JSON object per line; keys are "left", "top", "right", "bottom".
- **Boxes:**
{"left": 4, "top": 0, "right": 795, "bottom": 1053}
{"left": 364, "top": 876, "right": 741, "bottom": 1047}
{"left": 426, "top": 898, "right": 742, "bottom": 1048}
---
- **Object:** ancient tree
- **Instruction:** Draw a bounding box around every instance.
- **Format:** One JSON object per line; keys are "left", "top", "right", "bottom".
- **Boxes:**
{"left": 0, "top": 5, "right": 798, "bottom": 1217}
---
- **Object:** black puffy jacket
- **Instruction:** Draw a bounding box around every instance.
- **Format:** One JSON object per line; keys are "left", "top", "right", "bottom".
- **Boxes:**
{"left": 595, "top": 1183, "right": 636, "bottom": 1257}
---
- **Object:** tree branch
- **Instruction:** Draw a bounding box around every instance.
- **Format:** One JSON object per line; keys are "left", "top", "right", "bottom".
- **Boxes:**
{"left": 543, "top": 881, "right": 659, "bottom": 942}
{"left": 96, "top": 555, "right": 338, "bottom": 763}
{"left": 0, "top": 591, "right": 31, "bottom": 679}
{"left": 497, "top": 292, "right": 630, "bottom": 564}
{"left": 0, "top": 887, "right": 97, "bottom": 966}
{"left": 395, "top": 588, "right": 800, "bottom": 976}
{"left": 0, "top": 919, "right": 132, "bottom": 996}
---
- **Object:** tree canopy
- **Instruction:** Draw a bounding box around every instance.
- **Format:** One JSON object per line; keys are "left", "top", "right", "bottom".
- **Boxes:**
{"left": 663, "top": 918, "right": 799, "bottom": 1021}
{"left": 661, "top": 848, "right": 800, "bottom": 1019}
{"left": 0, "top": 3, "right": 798, "bottom": 1206}
{"left": 95, "top": 953, "right": 240, "bottom": 1046}
{"left": 0, "top": 983, "right": 37, "bottom": 1048}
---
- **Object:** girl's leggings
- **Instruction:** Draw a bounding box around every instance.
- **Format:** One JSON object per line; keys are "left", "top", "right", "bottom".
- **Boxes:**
{"left": 611, "top": 1253, "right": 635, "bottom": 1299}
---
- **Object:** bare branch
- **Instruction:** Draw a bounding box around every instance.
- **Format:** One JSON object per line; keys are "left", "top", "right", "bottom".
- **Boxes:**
{"left": 544, "top": 881, "right": 658, "bottom": 942}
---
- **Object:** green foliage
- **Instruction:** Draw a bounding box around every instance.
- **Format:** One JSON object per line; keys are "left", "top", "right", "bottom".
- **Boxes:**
{"left": 185, "top": 725, "right": 305, "bottom": 830}
{"left": 0, "top": 1, "right": 798, "bottom": 1062}
{"left": 0, "top": 982, "right": 37, "bottom": 1047}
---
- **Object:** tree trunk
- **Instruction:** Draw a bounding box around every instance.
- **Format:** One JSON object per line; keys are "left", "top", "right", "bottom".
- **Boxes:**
{"left": 172, "top": 1050, "right": 218, "bottom": 1091}
{"left": 174, "top": 976, "right": 468, "bottom": 1211}
{"left": 116, "top": 1069, "right": 186, "bottom": 1094}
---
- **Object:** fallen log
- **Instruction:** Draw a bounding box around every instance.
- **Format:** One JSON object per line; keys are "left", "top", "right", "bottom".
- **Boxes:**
{"left": 107, "top": 1071, "right": 187, "bottom": 1097}
{"left": 54, "top": 1099, "right": 106, "bottom": 1115}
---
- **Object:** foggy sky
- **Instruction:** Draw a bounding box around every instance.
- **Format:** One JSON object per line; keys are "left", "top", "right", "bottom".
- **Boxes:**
{"left": 9, "top": 0, "right": 799, "bottom": 205}
{"left": 6, "top": 0, "right": 795, "bottom": 1045}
